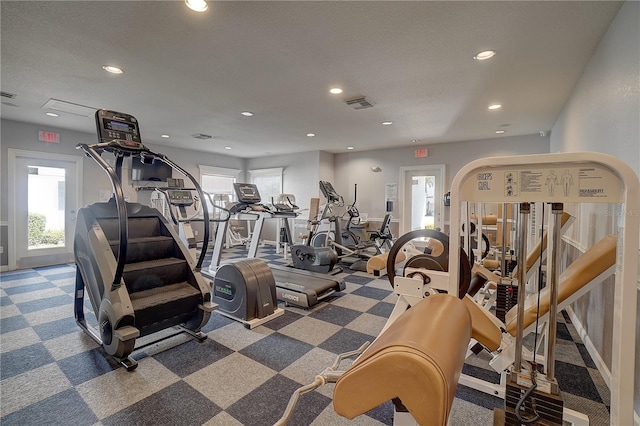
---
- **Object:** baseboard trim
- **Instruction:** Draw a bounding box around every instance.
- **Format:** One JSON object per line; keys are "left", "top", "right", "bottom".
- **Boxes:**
{"left": 564, "top": 306, "right": 611, "bottom": 388}
{"left": 0, "top": 265, "right": 8, "bottom": 272}
{"left": 564, "top": 309, "right": 640, "bottom": 426}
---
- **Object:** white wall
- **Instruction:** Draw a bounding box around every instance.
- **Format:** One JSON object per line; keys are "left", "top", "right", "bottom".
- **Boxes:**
{"left": 246, "top": 150, "right": 321, "bottom": 213}
{"left": 549, "top": 1, "right": 640, "bottom": 415}
{"left": 319, "top": 151, "right": 335, "bottom": 186}
{"left": 333, "top": 134, "right": 550, "bottom": 220}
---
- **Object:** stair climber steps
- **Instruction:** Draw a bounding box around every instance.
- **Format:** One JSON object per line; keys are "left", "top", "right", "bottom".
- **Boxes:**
{"left": 98, "top": 216, "right": 164, "bottom": 240}
{"left": 129, "top": 282, "right": 201, "bottom": 332}
{"left": 108, "top": 236, "right": 176, "bottom": 264}
{"left": 123, "top": 258, "right": 188, "bottom": 293}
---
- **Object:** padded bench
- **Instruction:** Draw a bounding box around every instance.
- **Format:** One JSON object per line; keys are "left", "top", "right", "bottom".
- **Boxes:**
{"left": 333, "top": 294, "right": 472, "bottom": 425}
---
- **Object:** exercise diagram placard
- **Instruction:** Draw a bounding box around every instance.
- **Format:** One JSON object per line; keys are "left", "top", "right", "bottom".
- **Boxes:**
{"left": 460, "top": 163, "right": 623, "bottom": 203}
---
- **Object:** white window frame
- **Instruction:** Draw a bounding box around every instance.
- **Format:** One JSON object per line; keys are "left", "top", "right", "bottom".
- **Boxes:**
{"left": 248, "top": 167, "right": 283, "bottom": 204}
{"left": 199, "top": 165, "right": 241, "bottom": 210}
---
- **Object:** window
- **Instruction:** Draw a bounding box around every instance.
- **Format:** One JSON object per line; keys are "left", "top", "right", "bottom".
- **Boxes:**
{"left": 199, "top": 165, "right": 240, "bottom": 216}
{"left": 249, "top": 167, "right": 283, "bottom": 205}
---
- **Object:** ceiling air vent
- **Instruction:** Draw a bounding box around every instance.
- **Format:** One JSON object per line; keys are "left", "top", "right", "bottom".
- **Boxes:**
{"left": 1, "top": 91, "right": 17, "bottom": 99}
{"left": 192, "top": 133, "right": 213, "bottom": 140}
{"left": 41, "top": 98, "right": 96, "bottom": 117}
{"left": 346, "top": 96, "right": 374, "bottom": 110}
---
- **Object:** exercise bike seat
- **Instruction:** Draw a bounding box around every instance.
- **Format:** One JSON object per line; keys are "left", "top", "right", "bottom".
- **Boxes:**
{"left": 333, "top": 294, "right": 472, "bottom": 425}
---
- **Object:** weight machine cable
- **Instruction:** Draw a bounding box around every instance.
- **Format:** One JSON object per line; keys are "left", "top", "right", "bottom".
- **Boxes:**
{"left": 515, "top": 202, "right": 544, "bottom": 424}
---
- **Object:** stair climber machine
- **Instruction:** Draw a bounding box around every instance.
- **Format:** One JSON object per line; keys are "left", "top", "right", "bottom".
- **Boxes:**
{"left": 205, "top": 183, "right": 345, "bottom": 309}
{"left": 74, "top": 109, "right": 223, "bottom": 370}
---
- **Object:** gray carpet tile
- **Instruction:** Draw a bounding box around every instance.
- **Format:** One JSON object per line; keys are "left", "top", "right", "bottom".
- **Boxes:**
{"left": 0, "top": 245, "right": 614, "bottom": 425}
{"left": 239, "top": 332, "right": 314, "bottom": 372}
{"left": 0, "top": 388, "right": 98, "bottom": 426}
{"left": 15, "top": 294, "right": 74, "bottom": 314}
{"left": 1, "top": 343, "right": 56, "bottom": 380}
{"left": 0, "top": 314, "right": 30, "bottom": 334}
{"left": 102, "top": 381, "right": 223, "bottom": 426}
{"left": 227, "top": 374, "right": 332, "bottom": 426}
{"left": 308, "top": 304, "right": 362, "bottom": 326}
{"left": 58, "top": 348, "right": 121, "bottom": 385}
{"left": 365, "top": 301, "right": 395, "bottom": 318}
{"left": 154, "top": 339, "right": 235, "bottom": 378}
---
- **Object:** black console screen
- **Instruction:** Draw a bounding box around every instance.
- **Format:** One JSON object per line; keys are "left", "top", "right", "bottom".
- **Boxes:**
{"left": 234, "top": 183, "right": 262, "bottom": 204}
{"left": 104, "top": 119, "right": 136, "bottom": 134}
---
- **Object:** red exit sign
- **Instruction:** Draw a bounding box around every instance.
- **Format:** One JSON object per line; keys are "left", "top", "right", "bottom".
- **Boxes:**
{"left": 39, "top": 131, "right": 60, "bottom": 143}
{"left": 414, "top": 148, "right": 428, "bottom": 158}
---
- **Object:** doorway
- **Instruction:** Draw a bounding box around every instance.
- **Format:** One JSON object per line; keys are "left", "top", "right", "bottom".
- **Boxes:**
{"left": 8, "top": 149, "right": 83, "bottom": 269}
{"left": 399, "top": 165, "right": 445, "bottom": 235}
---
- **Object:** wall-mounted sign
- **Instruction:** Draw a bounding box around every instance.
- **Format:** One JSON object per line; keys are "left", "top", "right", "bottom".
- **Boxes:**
{"left": 38, "top": 131, "right": 60, "bottom": 143}
{"left": 415, "top": 148, "right": 428, "bottom": 158}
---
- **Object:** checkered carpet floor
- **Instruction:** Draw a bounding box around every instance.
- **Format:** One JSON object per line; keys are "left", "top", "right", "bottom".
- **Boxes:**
{"left": 0, "top": 245, "right": 611, "bottom": 425}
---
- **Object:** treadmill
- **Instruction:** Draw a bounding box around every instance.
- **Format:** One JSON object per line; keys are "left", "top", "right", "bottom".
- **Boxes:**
{"left": 205, "top": 183, "right": 345, "bottom": 308}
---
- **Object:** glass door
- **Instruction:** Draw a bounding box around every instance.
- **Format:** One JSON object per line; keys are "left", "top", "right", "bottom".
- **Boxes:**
{"left": 9, "top": 149, "right": 83, "bottom": 269}
{"left": 400, "top": 165, "right": 444, "bottom": 235}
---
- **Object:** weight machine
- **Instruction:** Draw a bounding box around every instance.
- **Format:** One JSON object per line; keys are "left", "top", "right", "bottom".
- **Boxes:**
{"left": 448, "top": 152, "right": 638, "bottom": 425}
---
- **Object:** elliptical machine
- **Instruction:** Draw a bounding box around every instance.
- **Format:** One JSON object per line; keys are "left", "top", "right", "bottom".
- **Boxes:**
{"left": 289, "top": 181, "right": 342, "bottom": 274}
{"left": 74, "top": 109, "right": 224, "bottom": 370}
{"left": 309, "top": 182, "right": 384, "bottom": 271}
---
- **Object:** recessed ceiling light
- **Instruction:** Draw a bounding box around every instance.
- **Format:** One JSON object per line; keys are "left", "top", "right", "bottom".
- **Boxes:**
{"left": 306, "top": 133, "right": 316, "bottom": 137}
{"left": 224, "top": 146, "right": 232, "bottom": 150}
{"left": 329, "top": 87, "right": 343, "bottom": 95}
{"left": 241, "top": 111, "right": 254, "bottom": 117}
{"left": 161, "top": 134, "right": 170, "bottom": 138}
{"left": 412, "top": 139, "right": 419, "bottom": 143}
{"left": 347, "top": 146, "right": 354, "bottom": 150}
{"left": 382, "top": 121, "right": 393, "bottom": 126}
{"left": 495, "top": 130, "right": 505, "bottom": 134}
{"left": 45, "top": 112, "right": 59, "bottom": 117}
{"left": 474, "top": 50, "right": 496, "bottom": 61}
{"left": 185, "top": 0, "right": 208, "bottom": 12}
{"left": 488, "top": 104, "right": 502, "bottom": 110}
{"left": 102, "top": 65, "right": 123, "bottom": 74}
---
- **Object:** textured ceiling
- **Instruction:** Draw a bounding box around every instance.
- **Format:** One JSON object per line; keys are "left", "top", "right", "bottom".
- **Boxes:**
{"left": 0, "top": 1, "right": 622, "bottom": 158}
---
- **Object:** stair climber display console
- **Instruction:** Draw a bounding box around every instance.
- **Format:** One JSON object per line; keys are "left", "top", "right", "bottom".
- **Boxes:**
{"left": 73, "top": 109, "right": 218, "bottom": 370}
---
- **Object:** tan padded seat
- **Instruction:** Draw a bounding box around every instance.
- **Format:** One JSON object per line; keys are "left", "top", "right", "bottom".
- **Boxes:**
{"left": 366, "top": 251, "right": 406, "bottom": 274}
{"left": 333, "top": 294, "right": 472, "bottom": 425}
{"left": 482, "top": 258, "right": 500, "bottom": 270}
{"left": 471, "top": 214, "right": 498, "bottom": 225}
{"left": 462, "top": 295, "right": 502, "bottom": 352}
{"left": 505, "top": 234, "right": 616, "bottom": 335}
{"left": 517, "top": 212, "right": 573, "bottom": 275}
{"left": 471, "top": 263, "right": 502, "bottom": 286}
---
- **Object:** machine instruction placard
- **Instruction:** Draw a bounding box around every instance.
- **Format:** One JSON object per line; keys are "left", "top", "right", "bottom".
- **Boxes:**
{"left": 461, "top": 163, "right": 623, "bottom": 203}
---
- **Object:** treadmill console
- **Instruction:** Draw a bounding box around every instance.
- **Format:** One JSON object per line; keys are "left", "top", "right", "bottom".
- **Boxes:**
{"left": 167, "top": 190, "right": 194, "bottom": 206}
{"left": 319, "top": 181, "right": 341, "bottom": 203}
{"left": 95, "top": 109, "right": 143, "bottom": 150}
{"left": 234, "top": 183, "right": 262, "bottom": 204}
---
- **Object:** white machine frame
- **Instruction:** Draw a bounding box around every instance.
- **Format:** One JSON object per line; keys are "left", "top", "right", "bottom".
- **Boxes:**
{"left": 448, "top": 152, "right": 639, "bottom": 426}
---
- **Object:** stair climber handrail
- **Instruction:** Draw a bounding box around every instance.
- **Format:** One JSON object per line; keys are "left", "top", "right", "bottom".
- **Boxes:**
{"left": 148, "top": 153, "right": 216, "bottom": 271}
{"left": 76, "top": 142, "right": 129, "bottom": 290}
